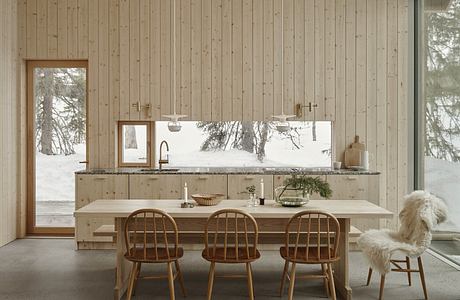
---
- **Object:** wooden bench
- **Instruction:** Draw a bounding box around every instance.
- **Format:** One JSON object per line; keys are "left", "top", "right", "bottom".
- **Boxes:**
{"left": 93, "top": 224, "right": 363, "bottom": 250}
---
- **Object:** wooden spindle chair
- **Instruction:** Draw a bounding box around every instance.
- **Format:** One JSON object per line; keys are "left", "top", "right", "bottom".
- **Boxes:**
{"left": 279, "top": 210, "right": 341, "bottom": 300}
{"left": 202, "top": 209, "right": 260, "bottom": 300}
{"left": 124, "top": 209, "right": 186, "bottom": 300}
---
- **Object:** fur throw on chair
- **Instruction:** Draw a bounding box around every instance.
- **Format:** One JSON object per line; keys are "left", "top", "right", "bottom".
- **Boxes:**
{"left": 357, "top": 190, "right": 448, "bottom": 274}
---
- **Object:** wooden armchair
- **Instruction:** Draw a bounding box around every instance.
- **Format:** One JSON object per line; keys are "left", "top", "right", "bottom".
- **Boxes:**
{"left": 279, "top": 210, "right": 341, "bottom": 300}
{"left": 202, "top": 209, "right": 260, "bottom": 300}
{"left": 124, "top": 209, "right": 186, "bottom": 300}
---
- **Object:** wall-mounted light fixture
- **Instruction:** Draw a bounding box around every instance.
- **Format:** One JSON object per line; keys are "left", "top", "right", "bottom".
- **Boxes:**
{"left": 162, "top": 0, "right": 187, "bottom": 132}
{"left": 295, "top": 102, "right": 318, "bottom": 118}
{"left": 272, "top": 0, "right": 295, "bottom": 132}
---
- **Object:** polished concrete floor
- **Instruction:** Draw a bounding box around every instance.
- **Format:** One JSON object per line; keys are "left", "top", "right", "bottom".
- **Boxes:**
{"left": 1, "top": 239, "right": 460, "bottom": 300}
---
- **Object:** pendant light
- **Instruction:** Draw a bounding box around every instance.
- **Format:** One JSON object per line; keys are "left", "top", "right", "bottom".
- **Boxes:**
{"left": 163, "top": 0, "right": 187, "bottom": 132}
{"left": 273, "top": 0, "right": 295, "bottom": 132}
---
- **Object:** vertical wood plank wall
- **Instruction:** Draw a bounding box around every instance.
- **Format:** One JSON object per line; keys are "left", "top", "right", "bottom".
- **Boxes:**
{"left": 0, "top": 0, "right": 18, "bottom": 247}
{"left": 18, "top": 0, "right": 409, "bottom": 226}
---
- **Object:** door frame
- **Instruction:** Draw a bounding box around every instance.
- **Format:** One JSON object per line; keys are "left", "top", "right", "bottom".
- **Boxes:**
{"left": 26, "top": 60, "right": 88, "bottom": 236}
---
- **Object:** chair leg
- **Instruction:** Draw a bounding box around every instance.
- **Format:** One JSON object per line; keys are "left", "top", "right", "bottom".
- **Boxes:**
{"left": 175, "top": 260, "right": 187, "bottom": 297}
{"left": 207, "top": 262, "right": 216, "bottom": 300}
{"left": 327, "top": 263, "right": 336, "bottom": 300}
{"left": 126, "top": 262, "right": 137, "bottom": 300}
{"left": 167, "top": 262, "right": 176, "bottom": 300}
{"left": 279, "top": 260, "right": 289, "bottom": 297}
{"left": 322, "top": 263, "right": 330, "bottom": 297}
{"left": 418, "top": 257, "right": 428, "bottom": 300}
{"left": 406, "top": 257, "right": 412, "bottom": 286}
{"left": 246, "top": 263, "right": 255, "bottom": 300}
{"left": 366, "top": 267, "right": 373, "bottom": 286}
{"left": 287, "top": 262, "right": 297, "bottom": 300}
{"left": 379, "top": 274, "right": 385, "bottom": 300}
{"left": 132, "top": 262, "right": 141, "bottom": 296}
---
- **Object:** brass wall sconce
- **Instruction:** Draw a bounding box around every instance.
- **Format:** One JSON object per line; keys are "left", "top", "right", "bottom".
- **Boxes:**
{"left": 295, "top": 102, "right": 318, "bottom": 118}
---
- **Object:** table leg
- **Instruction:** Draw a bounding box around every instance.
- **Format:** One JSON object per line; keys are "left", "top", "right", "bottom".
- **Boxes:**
{"left": 333, "top": 218, "right": 352, "bottom": 300}
{"left": 114, "top": 217, "right": 132, "bottom": 300}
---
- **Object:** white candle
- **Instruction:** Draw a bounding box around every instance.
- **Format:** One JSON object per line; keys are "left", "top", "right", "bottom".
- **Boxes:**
{"left": 260, "top": 179, "right": 264, "bottom": 199}
{"left": 184, "top": 182, "right": 188, "bottom": 203}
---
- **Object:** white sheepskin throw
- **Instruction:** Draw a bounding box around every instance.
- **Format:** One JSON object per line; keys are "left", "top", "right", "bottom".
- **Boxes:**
{"left": 357, "top": 190, "right": 448, "bottom": 274}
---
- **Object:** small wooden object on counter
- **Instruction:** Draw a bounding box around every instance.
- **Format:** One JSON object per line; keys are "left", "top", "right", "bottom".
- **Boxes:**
{"left": 191, "top": 193, "right": 225, "bottom": 206}
{"left": 351, "top": 135, "right": 366, "bottom": 151}
{"left": 344, "top": 136, "right": 366, "bottom": 168}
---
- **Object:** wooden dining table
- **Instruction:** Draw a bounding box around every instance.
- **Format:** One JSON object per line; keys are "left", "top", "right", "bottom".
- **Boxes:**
{"left": 74, "top": 199, "right": 393, "bottom": 300}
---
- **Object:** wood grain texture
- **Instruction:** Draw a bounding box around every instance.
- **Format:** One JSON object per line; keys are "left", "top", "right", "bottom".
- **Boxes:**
{"left": 0, "top": 0, "right": 18, "bottom": 246}
{"left": 17, "top": 0, "right": 410, "bottom": 230}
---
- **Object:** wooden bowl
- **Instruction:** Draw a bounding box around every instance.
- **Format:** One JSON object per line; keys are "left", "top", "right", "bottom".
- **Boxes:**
{"left": 191, "top": 193, "right": 225, "bottom": 206}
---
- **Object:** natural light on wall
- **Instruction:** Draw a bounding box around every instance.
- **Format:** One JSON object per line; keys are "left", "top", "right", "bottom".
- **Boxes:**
{"left": 155, "top": 121, "right": 332, "bottom": 168}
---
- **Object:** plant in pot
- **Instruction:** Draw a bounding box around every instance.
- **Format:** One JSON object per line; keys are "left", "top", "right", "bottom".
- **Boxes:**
{"left": 244, "top": 185, "right": 258, "bottom": 207}
{"left": 275, "top": 175, "right": 332, "bottom": 207}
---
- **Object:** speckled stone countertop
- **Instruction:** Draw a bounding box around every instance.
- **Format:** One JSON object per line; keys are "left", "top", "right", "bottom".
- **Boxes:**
{"left": 75, "top": 167, "right": 380, "bottom": 175}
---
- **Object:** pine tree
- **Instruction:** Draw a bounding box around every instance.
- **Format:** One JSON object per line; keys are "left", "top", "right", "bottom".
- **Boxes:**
{"left": 196, "top": 121, "right": 305, "bottom": 162}
{"left": 425, "top": 0, "right": 460, "bottom": 162}
{"left": 34, "top": 68, "right": 86, "bottom": 155}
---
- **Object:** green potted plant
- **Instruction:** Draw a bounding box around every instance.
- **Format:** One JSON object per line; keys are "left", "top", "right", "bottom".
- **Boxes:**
{"left": 275, "top": 175, "right": 332, "bottom": 206}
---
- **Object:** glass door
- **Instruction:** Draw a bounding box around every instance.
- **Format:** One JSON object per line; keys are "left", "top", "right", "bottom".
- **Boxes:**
{"left": 27, "top": 61, "right": 88, "bottom": 235}
{"left": 423, "top": 1, "right": 460, "bottom": 265}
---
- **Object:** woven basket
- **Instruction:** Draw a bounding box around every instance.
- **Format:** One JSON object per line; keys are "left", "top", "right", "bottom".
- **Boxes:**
{"left": 191, "top": 193, "right": 225, "bottom": 206}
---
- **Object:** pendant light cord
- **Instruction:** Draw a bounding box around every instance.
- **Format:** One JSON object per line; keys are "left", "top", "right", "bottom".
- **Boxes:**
{"left": 172, "top": 0, "right": 177, "bottom": 115}
{"left": 280, "top": 0, "right": 284, "bottom": 116}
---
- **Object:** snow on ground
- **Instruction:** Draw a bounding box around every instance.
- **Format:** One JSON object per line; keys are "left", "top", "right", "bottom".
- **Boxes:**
{"left": 425, "top": 156, "right": 460, "bottom": 233}
{"left": 35, "top": 144, "right": 85, "bottom": 226}
{"left": 156, "top": 121, "right": 331, "bottom": 168}
{"left": 36, "top": 143, "right": 86, "bottom": 202}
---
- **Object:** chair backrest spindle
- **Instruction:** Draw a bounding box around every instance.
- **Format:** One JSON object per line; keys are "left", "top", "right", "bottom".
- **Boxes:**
{"left": 284, "top": 210, "right": 340, "bottom": 263}
{"left": 204, "top": 209, "right": 259, "bottom": 262}
{"left": 124, "top": 209, "right": 179, "bottom": 262}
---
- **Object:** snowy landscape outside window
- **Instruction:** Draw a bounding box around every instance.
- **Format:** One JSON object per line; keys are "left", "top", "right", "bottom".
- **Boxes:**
{"left": 423, "top": 0, "right": 460, "bottom": 264}
{"left": 118, "top": 122, "right": 151, "bottom": 167}
{"left": 155, "top": 121, "right": 331, "bottom": 168}
{"left": 32, "top": 63, "right": 87, "bottom": 230}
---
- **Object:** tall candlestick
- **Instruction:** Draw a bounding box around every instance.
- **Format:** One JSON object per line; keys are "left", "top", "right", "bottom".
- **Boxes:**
{"left": 184, "top": 182, "right": 188, "bottom": 203}
{"left": 260, "top": 179, "right": 264, "bottom": 199}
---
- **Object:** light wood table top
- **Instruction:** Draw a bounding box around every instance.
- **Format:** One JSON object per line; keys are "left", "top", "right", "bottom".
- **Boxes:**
{"left": 74, "top": 199, "right": 393, "bottom": 219}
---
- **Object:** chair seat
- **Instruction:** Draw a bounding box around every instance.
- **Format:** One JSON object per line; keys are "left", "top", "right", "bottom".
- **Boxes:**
{"left": 280, "top": 246, "right": 339, "bottom": 263}
{"left": 125, "top": 247, "right": 184, "bottom": 263}
{"left": 202, "top": 247, "right": 261, "bottom": 263}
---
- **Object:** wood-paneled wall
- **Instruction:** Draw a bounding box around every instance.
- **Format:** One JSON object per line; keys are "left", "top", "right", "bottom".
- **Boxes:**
{"left": 1, "top": 0, "right": 18, "bottom": 247}
{"left": 18, "top": 0, "right": 409, "bottom": 226}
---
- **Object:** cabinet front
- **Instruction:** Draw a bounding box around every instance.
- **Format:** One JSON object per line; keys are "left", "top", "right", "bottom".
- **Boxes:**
{"left": 326, "top": 175, "right": 380, "bottom": 231}
{"left": 75, "top": 174, "right": 128, "bottom": 243}
{"left": 227, "top": 175, "right": 273, "bottom": 200}
{"left": 181, "top": 175, "right": 228, "bottom": 199}
{"left": 75, "top": 174, "right": 129, "bottom": 209}
{"left": 129, "top": 175, "right": 181, "bottom": 199}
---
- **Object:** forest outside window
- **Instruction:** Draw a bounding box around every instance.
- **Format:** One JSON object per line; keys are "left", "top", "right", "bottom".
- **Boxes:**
{"left": 155, "top": 121, "right": 332, "bottom": 168}
{"left": 118, "top": 121, "right": 151, "bottom": 167}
